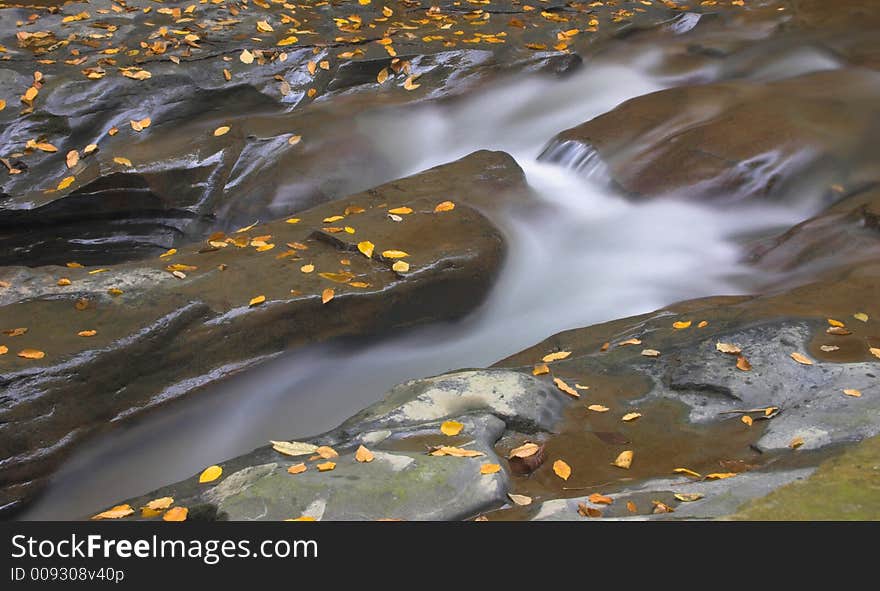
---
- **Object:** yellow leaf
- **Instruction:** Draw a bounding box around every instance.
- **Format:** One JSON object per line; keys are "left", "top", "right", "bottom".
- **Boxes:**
{"left": 307, "top": 61, "right": 317, "bottom": 75}
{"left": 285, "top": 218, "right": 301, "bottom": 224}
{"left": 827, "top": 318, "right": 845, "bottom": 327}
{"left": 641, "top": 348, "right": 661, "bottom": 357}
{"left": 674, "top": 493, "right": 704, "bottom": 502}
{"left": 508, "top": 493, "right": 532, "bottom": 506}
{"left": 0, "top": 100, "right": 5, "bottom": 111}
{"left": 612, "top": 450, "right": 633, "bottom": 469}
{"left": 249, "top": 295, "right": 266, "bottom": 307}
{"left": 78, "top": 330, "right": 97, "bottom": 337}
{"left": 130, "top": 117, "right": 151, "bottom": 132}
{"left": 789, "top": 436, "right": 805, "bottom": 449}
{"left": 434, "top": 201, "right": 455, "bottom": 213}
{"left": 428, "top": 446, "right": 485, "bottom": 458}
{"left": 0, "top": 346, "right": 6, "bottom": 356}
{"left": 869, "top": 347, "right": 880, "bottom": 359}
{"left": 673, "top": 467, "right": 702, "bottom": 478}
{"left": 706, "top": 472, "right": 737, "bottom": 480}
{"left": 736, "top": 355, "right": 752, "bottom": 371}
{"left": 300, "top": 264, "right": 314, "bottom": 273}
{"left": 287, "top": 462, "right": 307, "bottom": 474}
{"left": 355, "top": 445, "right": 374, "bottom": 463}
{"left": 575, "top": 383, "right": 590, "bottom": 390}
{"left": 319, "top": 272, "right": 354, "bottom": 283}
{"left": 480, "top": 463, "right": 501, "bottom": 475}
{"left": 66, "top": 261, "right": 83, "bottom": 268}
{"left": 588, "top": 493, "right": 614, "bottom": 505}
{"left": 790, "top": 352, "right": 813, "bottom": 366}
{"left": 83, "top": 143, "right": 98, "bottom": 155}
{"left": 441, "top": 420, "right": 464, "bottom": 436}
{"left": 213, "top": 125, "right": 230, "bottom": 136}
{"left": 621, "top": 412, "right": 641, "bottom": 422}
{"left": 240, "top": 49, "right": 254, "bottom": 64}
{"left": 553, "top": 459, "right": 571, "bottom": 480}
{"left": 542, "top": 351, "right": 571, "bottom": 363}
{"left": 357, "top": 241, "right": 374, "bottom": 258}
{"left": 113, "top": 157, "right": 132, "bottom": 167}
{"left": 108, "top": 288, "right": 123, "bottom": 296}
{"left": 271, "top": 440, "right": 318, "bottom": 456}
{"left": 673, "top": 320, "right": 692, "bottom": 329}
{"left": 199, "top": 465, "right": 222, "bottom": 483}
{"left": 159, "top": 248, "right": 177, "bottom": 258}
{"left": 508, "top": 442, "right": 540, "bottom": 459}
{"left": 741, "top": 415, "right": 753, "bottom": 427}
{"left": 57, "top": 176, "right": 75, "bottom": 191}
{"left": 323, "top": 215, "right": 344, "bottom": 223}
{"left": 392, "top": 261, "right": 409, "bottom": 273}
{"left": 163, "top": 507, "right": 188, "bottom": 521}
{"left": 288, "top": 135, "right": 302, "bottom": 146}
{"left": 17, "top": 349, "right": 45, "bottom": 360}
{"left": 277, "top": 36, "right": 299, "bottom": 46}
{"left": 321, "top": 288, "right": 334, "bottom": 304}
{"left": 652, "top": 500, "right": 674, "bottom": 514}
{"left": 289, "top": 516, "right": 316, "bottom": 521}
{"left": 381, "top": 250, "right": 409, "bottom": 259}
{"left": 532, "top": 363, "right": 549, "bottom": 376}
{"left": 716, "top": 342, "right": 741, "bottom": 354}
{"left": 66, "top": 150, "right": 79, "bottom": 169}
{"left": 553, "top": 377, "right": 579, "bottom": 398}
{"left": 256, "top": 20, "right": 274, "bottom": 33}
{"left": 843, "top": 389, "right": 862, "bottom": 398}
{"left": 698, "top": 320, "right": 709, "bottom": 328}
{"left": 316, "top": 461, "right": 336, "bottom": 472}
{"left": 377, "top": 67, "right": 389, "bottom": 84}
{"left": 388, "top": 207, "right": 413, "bottom": 215}
{"left": 403, "top": 75, "right": 420, "bottom": 90}
{"left": 617, "top": 338, "right": 642, "bottom": 347}
{"left": 319, "top": 61, "right": 330, "bottom": 71}
{"left": 315, "top": 446, "right": 338, "bottom": 459}
{"left": 92, "top": 504, "right": 134, "bottom": 520}
{"left": 57, "top": 278, "right": 71, "bottom": 286}
{"left": 587, "top": 404, "right": 609, "bottom": 412}
{"left": 3, "top": 328, "right": 27, "bottom": 337}
{"left": 854, "top": 312, "right": 868, "bottom": 322}
{"left": 145, "top": 497, "right": 174, "bottom": 511}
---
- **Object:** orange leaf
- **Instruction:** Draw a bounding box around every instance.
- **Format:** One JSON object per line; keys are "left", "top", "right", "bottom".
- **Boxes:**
{"left": 321, "top": 288, "right": 335, "bottom": 304}
{"left": 588, "top": 493, "right": 614, "bottom": 505}
{"left": 612, "top": 450, "right": 633, "bottom": 469}
{"left": 434, "top": 201, "right": 455, "bottom": 213}
{"left": 553, "top": 377, "right": 579, "bottom": 398}
{"left": 162, "top": 507, "right": 188, "bottom": 521}
{"left": 355, "top": 445, "right": 374, "bottom": 463}
{"left": 790, "top": 352, "right": 813, "bottom": 365}
{"left": 92, "top": 504, "right": 134, "bottom": 520}
{"left": 17, "top": 349, "right": 45, "bottom": 360}
{"left": 480, "top": 463, "right": 501, "bottom": 475}
{"left": 553, "top": 459, "right": 571, "bottom": 480}
{"left": 316, "top": 461, "right": 336, "bottom": 472}
{"left": 532, "top": 363, "right": 549, "bottom": 376}
{"left": 542, "top": 351, "right": 571, "bottom": 363}
{"left": 287, "top": 463, "right": 307, "bottom": 474}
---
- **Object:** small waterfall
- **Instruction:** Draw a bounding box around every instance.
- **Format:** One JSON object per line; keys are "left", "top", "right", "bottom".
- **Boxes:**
{"left": 537, "top": 139, "right": 610, "bottom": 183}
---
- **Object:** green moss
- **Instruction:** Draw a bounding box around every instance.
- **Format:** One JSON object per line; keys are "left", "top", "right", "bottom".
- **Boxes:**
{"left": 732, "top": 436, "right": 880, "bottom": 520}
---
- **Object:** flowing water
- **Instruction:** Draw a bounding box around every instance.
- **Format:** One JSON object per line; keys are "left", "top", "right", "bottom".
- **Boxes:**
{"left": 22, "top": 51, "right": 820, "bottom": 519}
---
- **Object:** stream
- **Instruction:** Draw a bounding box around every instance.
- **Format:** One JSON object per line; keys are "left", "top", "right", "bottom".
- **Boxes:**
{"left": 21, "top": 50, "right": 820, "bottom": 519}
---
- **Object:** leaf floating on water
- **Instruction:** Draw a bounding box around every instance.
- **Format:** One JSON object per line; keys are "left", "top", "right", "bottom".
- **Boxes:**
{"left": 790, "top": 352, "right": 813, "bottom": 366}
{"left": 213, "top": 126, "right": 230, "bottom": 136}
{"left": 66, "top": 150, "right": 79, "bottom": 169}
{"left": 626, "top": 501, "right": 638, "bottom": 513}
{"left": 391, "top": 261, "right": 410, "bottom": 273}
{"left": 300, "top": 264, "right": 314, "bottom": 273}
{"left": 674, "top": 468, "right": 702, "bottom": 478}
{"left": 381, "top": 250, "right": 409, "bottom": 259}
{"left": 508, "top": 442, "right": 541, "bottom": 459}
{"left": 285, "top": 218, "right": 301, "bottom": 224}
{"left": 249, "top": 295, "right": 266, "bottom": 307}
{"left": 403, "top": 75, "right": 420, "bottom": 90}
{"left": 355, "top": 445, "right": 374, "bottom": 463}
{"left": 542, "top": 351, "right": 571, "bottom": 363}
{"left": 553, "top": 377, "right": 579, "bottom": 398}
{"left": 705, "top": 472, "right": 737, "bottom": 480}
{"left": 199, "top": 465, "right": 222, "bottom": 483}
{"left": 621, "top": 412, "right": 641, "bottom": 422}
{"left": 321, "top": 288, "right": 334, "bottom": 304}
{"left": 441, "top": 420, "right": 463, "bottom": 436}
{"left": 820, "top": 345, "right": 840, "bottom": 352}
{"left": 17, "top": 349, "right": 45, "bottom": 360}
{"left": 532, "top": 364, "right": 550, "bottom": 376}
{"left": 145, "top": 497, "right": 174, "bottom": 511}
{"left": 113, "top": 157, "right": 132, "bottom": 167}
{"left": 57, "top": 278, "right": 71, "bottom": 286}
{"left": 317, "top": 461, "right": 336, "bottom": 472}
{"left": 854, "top": 313, "right": 868, "bottom": 323}
{"left": 577, "top": 503, "right": 602, "bottom": 518}
{"left": 428, "top": 446, "right": 484, "bottom": 458}
{"left": 319, "top": 272, "right": 354, "bottom": 283}
{"left": 673, "top": 321, "right": 691, "bottom": 329}
{"left": 588, "top": 404, "right": 609, "bottom": 413}
{"left": 388, "top": 207, "right": 413, "bottom": 215}
{"left": 736, "top": 355, "right": 752, "bottom": 371}
{"left": 843, "top": 389, "right": 862, "bottom": 398}
{"left": 508, "top": 493, "right": 532, "bottom": 506}
{"left": 130, "top": 117, "right": 151, "bottom": 132}
{"left": 271, "top": 440, "right": 318, "bottom": 457}
{"left": 716, "top": 342, "right": 742, "bottom": 354}
{"left": 575, "top": 383, "right": 590, "bottom": 391}
{"left": 0, "top": 346, "right": 7, "bottom": 355}
{"left": 641, "top": 348, "right": 661, "bottom": 357}
{"left": 163, "top": 507, "right": 188, "bottom": 522}
{"left": 871, "top": 347, "right": 880, "bottom": 359}
{"left": 480, "top": 463, "right": 501, "bottom": 475}
{"left": 92, "top": 504, "right": 134, "bottom": 520}
{"left": 789, "top": 436, "right": 805, "bottom": 449}
{"left": 377, "top": 67, "right": 389, "bottom": 84}
{"left": 3, "top": 328, "right": 27, "bottom": 337}
{"left": 617, "top": 338, "right": 642, "bottom": 347}
{"left": 240, "top": 49, "right": 254, "bottom": 64}
{"left": 315, "top": 445, "right": 338, "bottom": 459}
{"left": 357, "top": 241, "right": 374, "bottom": 258}
{"left": 288, "top": 135, "right": 302, "bottom": 146}
{"left": 698, "top": 320, "right": 709, "bottom": 328}
{"left": 827, "top": 318, "right": 845, "bottom": 328}
{"left": 612, "top": 450, "right": 633, "bottom": 469}
{"left": 588, "top": 493, "right": 614, "bottom": 505}
{"left": 674, "top": 493, "right": 704, "bottom": 502}
{"left": 826, "top": 326, "right": 852, "bottom": 335}
{"left": 553, "top": 459, "right": 571, "bottom": 480}
{"left": 78, "top": 330, "right": 97, "bottom": 337}
{"left": 741, "top": 415, "right": 753, "bottom": 427}
{"left": 287, "top": 463, "right": 307, "bottom": 474}
{"left": 434, "top": 201, "right": 455, "bottom": 213}
{"left": 652, "top": 500, "right": 674, "bottom": 514}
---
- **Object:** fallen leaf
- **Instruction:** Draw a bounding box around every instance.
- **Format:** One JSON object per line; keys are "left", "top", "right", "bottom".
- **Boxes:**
{"left": 698, "top": 321, "right": 709, "bottom": 328}
{"left": 113, "top": 157, "right": 132, "bottom": 167}
{"left": 577, "top": 503, "right": 602, "bottom": 518}
{"left": 532, "top": 363, "right": 549, "bottom": 376}
{"left": 213, "top": 125, "right": 230, "bottom": 136}
{"left": 3, "top": 328, "right": 27, "bottom": 337}
{"left": 441, "top": 420, "right": 464, "bottom": 436}
{"left": 621, "top": 412, "right": 641, "bottom": 422}
{"left": 673, "top": 321, "right": 692, "bottom": 329}
{"left": 256, "top": 20, "right": 274, "bottom": 33}
{"left": 355, "top": 445, "right": 374, "bottom": 463}
{"left": 674, "top": 493, "right": 704, "bottom": 502}
{"left": 641, "top": 348, "right": 661, "bottom": 357}
{"left": 288, "top": 135, "right": 302, "bottom": 146}
{"left": 617, "top": 338, "right": 642, "bottom": 347}
{"left": 377, "top": 67, "right": 389, "bottom": 84}
{"left": 285, "top": 218, "right": 300, "bottom": 224}
{"left": 826, "top": 326, "right": 852, "bottom": 336}
{"left": 403, "top": 75, "right": 420, "bottom": 90}
{"left": 316, "top": 461, "right": 336, "bottom": 472}
{"left": 162, "top": 507, "right": 188, "bottom": 522}
{"left": 388, "top": 207, "right": 413, "bottom": 215}
{"left": 542, "top": 351, "right": 571, "bottom": 363}
{"left": 652, "top": 500, "right": 674, "bottom": 514}
{"left": 287, "top": 463, "right": 307, "bottom": 474}
{"left": 588, "top": 404, "right": 610, "bottom": 413}
{"left": 315, "top": 445, "right": 338, "bottom": 459}
{"left": 357, "top": 241, "right": 374, "bottom": 258}
{"left": 790, "top": 352, "right": 813, "bottom": 366}
{"left": 705, "top": 472, "right": 737, "bottom": 480}
{"left": 428, "top": 446, "right": 484, "bottom": 458}
{"left": 57, "top": 176, "right": 75, "bottom": 190}
{"left": 871, "top": 347, "right": 880, "bottom": 359}
{"left": 553, "top": 377, "right": 579, "bottom": 398}
{"left": 827, "top": 318, "right": 845, "bottom": 328}
{"left": 741, "top": 415, "right": 753, "bottom": 427}
{"left": 736, "top": 355, "right": 752, "bottom": 371}
{"left": 57, "top": 278, "right": 71, "bottom": 286}
{"left": 820, "top": 345, "right": 840, "bottom": 352}
{"left": 108, "top": 288, "right": 123, "bottom": 296}
{"left": 17, "top": 349, "right": 45, "bottom": 360}
{"left": 92, "top": 505, "right": 133, "bottom": 520}
{"left": 575, "top": 384, "right": 590, "bottom": 390}
{"left": 588, "top": 493, "right": 614, "bottom": 505}
{"left": 0, "top": 346, "right": 7, "bottom": 355}
{"left": 481, "top": 463, "right": 501, "bottom": 475}
{"left": 392, "top": 261, "right": 410, "bottom": 273}
{"left": 271, "top": 440, "right": 318, "bottom": 457}
{"left": 843, "top": 389, "right": 862, "bottom": 398}
{"left": 626, "top": 501, "right": 638, "bottom": 513}
{"left": 381, "top": 250, "right": 409, "bottom": 259}
{"left": 854, "top": 312, "right": 869, "bottom": 322}
{"left": 249, "top": 295, "right": 266, "bottom": 307}
{"left": 318, "top": 272, "right": 354, "bottom": 283}
{"left": 130, "top": 117, "right": 151, "bottom": 132}
{"left": 789, "top": 436, "right": 805, "bottom": 449}
{"left": 321, "top": 288, "right": 334, "bottom": 304}
{"left": 612, "top": 450, "right": 633, "bottom": 469}
{"left": 508, "top": 442, "right": 541, "bottom": 459}
{"left": 145, "top": 497, "right": 174, "bottom": 511}
{"left": 716, "top": 342, "right": 742, "bottom": 354}
{"left": 240, "top": 49, "right": 254, "bottom": 64}
{"left": 78, "top": 330, "right": 97, "bottom": 337}
{"left": 553, "top": 459, "right": 572, "bottom": 480}
{"left": 300, "top": 264, "right": 314, "bottom": 273}
{"left": 508, "top": 493, "right": 532, "bottom": 506}
{"left": 199, "top": 465, "right": 222, "bottom": 483}
{"left": 277, "top": 36, "right": 298, "bottom": 46}
{"left": 66, "top": 150, "right": 79, "bottom": 169}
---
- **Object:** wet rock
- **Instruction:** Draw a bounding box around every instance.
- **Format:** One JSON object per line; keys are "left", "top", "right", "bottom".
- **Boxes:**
{"left": 0, "top": 150, "right": 525, "bottom": 515}
{"left": 539, "top": 69, "right": 880, "bottom": 202}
